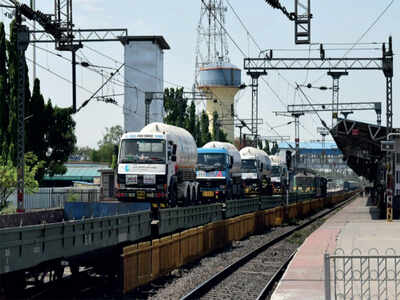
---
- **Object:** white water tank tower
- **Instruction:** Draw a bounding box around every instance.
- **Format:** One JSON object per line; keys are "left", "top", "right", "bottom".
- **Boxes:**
{"left": 120, "top": 36, "right": 170, "bottom": 132}
{"left": 198, "top": 62, "right": 241, "bottom": 142}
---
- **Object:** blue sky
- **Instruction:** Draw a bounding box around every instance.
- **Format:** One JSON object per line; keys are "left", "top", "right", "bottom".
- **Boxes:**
{"left": 0, "top": 0, "right": 398, "bottom": 148}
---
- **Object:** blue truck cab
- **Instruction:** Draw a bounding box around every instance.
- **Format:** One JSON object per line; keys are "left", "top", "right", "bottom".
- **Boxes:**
{"left": 196, "top": 148, "right": 234, "bottom": 201}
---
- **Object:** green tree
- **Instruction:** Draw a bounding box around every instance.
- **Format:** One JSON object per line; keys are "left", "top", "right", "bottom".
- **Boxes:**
{"left": 91, "top": 125, "right": 122, "bottom": 164}
{"left": 26, "top": 79, "right": 47, "bottom": 179}
{"left": 200, "top": 111, "right": 212, "bottom": 146}
{"left": 271, "top": 141, "right": 279, "bottom": 155}
{"left": 73, "top": 146, "right": 93, "bottom": 161}
{"left": 186, "top": 101, "right": 196, "bottom": 134}
{"left": 263, "top": 140, "right": 271, "bottom": 155}
{"left": 164, "top": 88, "right": 188, "bottom": 128}
{"left": 211, "top": 111, "right": 227, "bottom": 142}
{"left": 257, "top": 139, "right": 262, "bottom": 150}
{"left": 98, "top": 125, "right": 123, "bottom": 147}
{"left": 194, "top": 115, "right": 201, "bottom": 146}
{"left": 0, "top": 152, "right": 43, "bottom": 209}
{"left": 0, "top": 21, "right": 76, "bottom": 182}
{"left": 45, "top": 104, "right": 76, "bottom": 176}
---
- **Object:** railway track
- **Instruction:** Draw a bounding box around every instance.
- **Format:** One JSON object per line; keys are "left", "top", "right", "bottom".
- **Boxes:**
{"left": 180, "top": 194, "right": 357, "bottom": 300}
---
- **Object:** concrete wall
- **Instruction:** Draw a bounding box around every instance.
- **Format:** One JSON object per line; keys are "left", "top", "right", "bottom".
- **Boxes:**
{"left": 123, "top": 40, "right": 164, "bottom": 132}
{"left": 0, "top": 209, "right": 64, "bottom": 228}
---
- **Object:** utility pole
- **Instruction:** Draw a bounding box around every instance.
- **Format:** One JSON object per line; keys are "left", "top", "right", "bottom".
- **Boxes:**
{"left": 292, "top": 113, "right": 304, "bottom": 171}
{"left": 317, "top": 127, "right": 329, "bottom": 167}
{"left": 327, "top": 71, "right": 348, "bottom": 129}
{"left": 246, "top": 71, "right": 267, "bottom": 146}
{"left": 383, "top": 37, "right": 394, "bottom": 222}
{"left": 30, "top": 0, "right": 36, "bottom": 81}
{"left": 274, "top": 112, "right": 303, "bottom": 172}
{"left": 15, "top": 13, "right": 30, "bottom": 213}
{"left": 144, "top": 92, "right": 153, "bottom": 126}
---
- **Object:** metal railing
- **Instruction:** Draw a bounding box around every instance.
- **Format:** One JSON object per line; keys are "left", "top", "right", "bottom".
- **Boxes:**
{"left": 325, "top": 248, "right": 400, "bottom": 300}
{"left": 8, "top": 187, "right": 101, "bottom": 211}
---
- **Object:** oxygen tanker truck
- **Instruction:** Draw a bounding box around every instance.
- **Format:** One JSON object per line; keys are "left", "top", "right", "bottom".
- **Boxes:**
{"left": 115, "top": 123, "right": 198, "bottom": 208}
{"left": 240, "top": 147, "right": 272, "bottom": 196}
{"left": 196, "top": 142, "right": 242, "bottom": 201}
{"left": 270, "top": 155, "right": 288, "bottom": 194}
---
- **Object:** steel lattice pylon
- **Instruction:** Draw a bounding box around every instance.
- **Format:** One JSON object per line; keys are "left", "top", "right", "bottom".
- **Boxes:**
{"left": 294, "top": 0, "right": 311, "bottom": 44}
{"left": 194, "top": 0, "right": 229, "bottom": 89}
{"left": 54, "top": 0, "right": 73, "bottom": 50}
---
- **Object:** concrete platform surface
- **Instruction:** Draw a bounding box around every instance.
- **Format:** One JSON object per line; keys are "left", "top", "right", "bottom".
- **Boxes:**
{"left": 271, "top": 196, "right": 400, "bottom": 300}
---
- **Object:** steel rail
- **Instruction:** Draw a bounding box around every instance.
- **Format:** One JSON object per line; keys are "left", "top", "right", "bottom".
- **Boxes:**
{"left": 180, "top": 193, "right": 358, "bottom": 300}
{"left": 255, "top": 251, "right": 296, "bottom": 300}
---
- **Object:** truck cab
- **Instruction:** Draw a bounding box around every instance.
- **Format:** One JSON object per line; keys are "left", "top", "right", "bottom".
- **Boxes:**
{"left": 115, "top": 132, "right": 172, "bottom": 206}
{"left": 240, "top": 147, "right": 272, "bottom": 196}
{"left": 270, "top": 164, "right": 288, "bottom": 194}
{"left": 196, "top": 148, "right": 234, "bottom": 202}
{"left": 241, "top": 157, "right": 262, "bottom": 195}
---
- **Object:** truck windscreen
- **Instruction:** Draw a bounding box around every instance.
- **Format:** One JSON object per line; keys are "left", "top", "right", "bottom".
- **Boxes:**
{"left": 119, "top": 139, "right": 166, "bottom": 164}
{"left": 241, "top": 159, "right": 257, "bottom": 171}
{"left": 197, "top": 153, "right": 226, "bottom": 171}
{"left": 271, "top": 166, "right": 281, "bottom": 177}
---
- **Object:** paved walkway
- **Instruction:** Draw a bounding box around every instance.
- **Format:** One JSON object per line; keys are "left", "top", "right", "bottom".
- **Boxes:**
{"left": 271, "top": 195, "right": 400, "bottom": 300}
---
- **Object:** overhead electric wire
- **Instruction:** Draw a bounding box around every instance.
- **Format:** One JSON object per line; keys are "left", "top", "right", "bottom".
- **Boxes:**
{"left": 221, "top": 0, "right": 321, "bottom": 140}
{"left": 296, "top": 83, "right": 329, "bottom": 129}
{"left": 83, "top": 45, "right": 190, "bottom": 90}
{"left": 311, "top": 0, "right": 395, "bottom": 85}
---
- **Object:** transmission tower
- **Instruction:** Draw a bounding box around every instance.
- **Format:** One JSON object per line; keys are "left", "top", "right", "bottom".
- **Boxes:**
{"left": 194, "top": 0, "right": 229, "bottom": 90}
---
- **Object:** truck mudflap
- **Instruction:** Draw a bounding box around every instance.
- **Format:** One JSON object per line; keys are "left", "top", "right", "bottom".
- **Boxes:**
{"left": 116, "top": 190, "right": 168, "bottom": 205}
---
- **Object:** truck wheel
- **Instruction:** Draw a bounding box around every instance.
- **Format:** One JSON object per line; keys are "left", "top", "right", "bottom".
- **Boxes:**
{"left": 192, "top": 185, "right": 197, "bottom": 205}
{"left": 184, "top": 186, "right": 191, "bottom": 207}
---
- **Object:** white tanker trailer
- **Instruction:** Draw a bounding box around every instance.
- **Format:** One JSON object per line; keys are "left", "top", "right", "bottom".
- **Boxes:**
{"left": 197, "top": 142, "right": 242, "bottom": 200}
{"left": 240, "top": 147, "right": 272, "bottom": 195}
{"left": 116, "top": 123, "right": 198, "bottom": 207}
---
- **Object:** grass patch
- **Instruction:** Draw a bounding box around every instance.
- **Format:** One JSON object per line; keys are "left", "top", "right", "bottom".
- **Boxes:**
{"left": 287, "top": 218, "right": 325, "bottom": 246}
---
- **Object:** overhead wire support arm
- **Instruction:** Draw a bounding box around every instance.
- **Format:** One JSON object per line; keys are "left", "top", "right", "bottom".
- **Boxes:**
{"left": 244, "top": 56, "right": 383, "bottom": 71}
{"left": 30, "top": 28, "right": 128, "bottom": 43}
{"left": 287, "top": 102, "right": 382, "bottom": 114}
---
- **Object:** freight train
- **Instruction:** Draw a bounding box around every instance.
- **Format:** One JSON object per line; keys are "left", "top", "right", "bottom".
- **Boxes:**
{"left": 115, "top": 122, "right": 331, "bottom": 207}
{"left": 291, "top": 172, "right": 327, "bottom": 198}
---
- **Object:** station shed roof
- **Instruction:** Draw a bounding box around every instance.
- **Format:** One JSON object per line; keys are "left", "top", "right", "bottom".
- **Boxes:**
{"left": 331, "top": 118, "right": 386, "bottom": 182}
{"left": 44, "top": 163, "right": 108, "bottom": 182}
{"left": 278, "top": 141, "right": 341, "bottom": 155}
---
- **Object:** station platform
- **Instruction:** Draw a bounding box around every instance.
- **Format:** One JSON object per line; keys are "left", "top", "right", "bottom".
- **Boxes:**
{"left": 271, "top": 195, "right": 400, "bottom": 300}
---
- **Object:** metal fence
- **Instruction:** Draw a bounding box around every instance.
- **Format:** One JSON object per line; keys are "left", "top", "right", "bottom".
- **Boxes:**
{"left": 8, "top": 187, "right": 101, "bottom": 211}
{"left": 325, "top": 248, "right": 400, "bottom": 300}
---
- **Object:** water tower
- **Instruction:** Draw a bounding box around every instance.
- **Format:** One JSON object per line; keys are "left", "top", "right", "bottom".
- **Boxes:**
{"left": 195, "top": 0, "right": 241, "bottom": 141}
